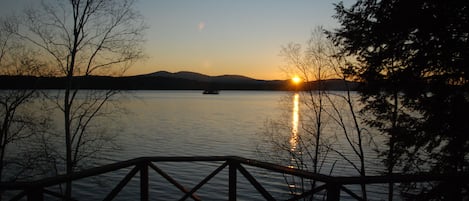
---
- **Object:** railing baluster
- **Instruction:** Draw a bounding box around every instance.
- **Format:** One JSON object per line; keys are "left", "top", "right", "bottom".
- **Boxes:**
{"left": 139, "top": 161, "right": 149, "bottom": 201}
{"left": 228, "top": 160, "right": 237, "bottom": 201}
{"left": 103, "top": 166, "right": 140, "bottom": 201}
{"left": 237, "top": 164, "right": 275, "bottom": 201}
{"left": 26, "top": 187, "right": 43, "bottom": 201}
{"left": 179, "top": 162, "right": 229, "bottom": 201}
{"left": 148, "top": 162, "right": 201, "bottom": 200}
{"left": 340, "top": 186, "right": 365, "bottom": 201}
{"left": 326, "top": 182, "right": 340, "bottom": 201}
{"left": 286, "top": 184, "right": 327, "bottom": 201}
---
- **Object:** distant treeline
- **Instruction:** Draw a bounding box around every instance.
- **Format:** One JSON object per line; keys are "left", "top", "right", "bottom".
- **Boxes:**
{"left": 0, "top": 75, "right": 359, "bottom": 91}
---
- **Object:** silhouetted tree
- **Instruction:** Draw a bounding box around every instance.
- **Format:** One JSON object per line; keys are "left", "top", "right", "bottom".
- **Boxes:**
{"left": 332, "top": 0, "right": 469, "bottom": 199}
{"left": 261, "top": 27, "right": 370, "bottom": 200}
{"left": 0, "top": 17, "right": 51, "bottom": 187}
{"left": 9, "top": 0, "right": 146, "bottom": 199}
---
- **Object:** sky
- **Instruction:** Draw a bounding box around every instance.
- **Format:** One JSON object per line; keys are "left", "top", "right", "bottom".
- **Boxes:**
{"left": 1, "top": 0, "right": 351, "bottom": 80}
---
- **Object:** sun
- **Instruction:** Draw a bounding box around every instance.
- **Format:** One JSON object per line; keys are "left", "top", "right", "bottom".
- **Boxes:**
{"left": 292, "top": 76, "right": 302, "bottom": 84}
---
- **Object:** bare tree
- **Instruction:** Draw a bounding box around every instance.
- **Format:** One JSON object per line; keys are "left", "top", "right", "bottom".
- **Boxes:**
{"left": 0, "top": 16, "right": 50, "bottom": 184}
{"left": 10, "top": 0, "right": 146, "bottom": 198}
{"left": 260, "top": 27, "right": 370, "bottom": 200}
{"left": 325, "top": 56, "right": 370, "bottom": 200}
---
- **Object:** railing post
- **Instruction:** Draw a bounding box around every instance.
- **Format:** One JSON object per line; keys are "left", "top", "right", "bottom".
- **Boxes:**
{"left": 139, "top": 161, "right": 149, "bottom": 201}
{"left": 26, "top": 186, "right": 44, "bottom": 201}
{"left": 326, "top": 182, "right": 340, "bottom": 201}
{"left": 228, "top": 159, "right": 238, "bottom": 201}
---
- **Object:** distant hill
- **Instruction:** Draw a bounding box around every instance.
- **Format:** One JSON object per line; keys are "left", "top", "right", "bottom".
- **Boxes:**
{"left": 0, "top": 71, "right": 359, "bottom": 91}
{"left": 143, "top": 71, "right": 213, "bottom": 82}
{"left": 143, "top": 71, "right": 262, "bottom": 83}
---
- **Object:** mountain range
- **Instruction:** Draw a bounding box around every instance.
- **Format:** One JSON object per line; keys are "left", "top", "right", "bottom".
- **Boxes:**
{"left": 143, "top": 71, "right": 259, "bottom": 83}
{"left": 0, "top": 71, "right": 359, "bottom": 91}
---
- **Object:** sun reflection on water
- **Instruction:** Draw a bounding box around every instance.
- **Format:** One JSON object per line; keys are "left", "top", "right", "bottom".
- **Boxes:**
{"left": 287, "top": 92, "right": 301, "bottom": 192}
{"left": 290, "top": 93, "right": 300, "bottom": 151}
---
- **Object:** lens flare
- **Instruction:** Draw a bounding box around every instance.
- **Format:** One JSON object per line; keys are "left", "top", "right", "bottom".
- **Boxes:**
{"left": 198, "top": 22, "right": 205, "bottom": 31}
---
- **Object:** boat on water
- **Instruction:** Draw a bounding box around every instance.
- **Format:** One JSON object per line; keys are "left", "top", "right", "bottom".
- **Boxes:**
{"left": 202, "top": 89, "right": 219, "bottom": 94}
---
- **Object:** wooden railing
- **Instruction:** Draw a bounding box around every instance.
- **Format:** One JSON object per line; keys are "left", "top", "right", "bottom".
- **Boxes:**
{"left": 0, "top": 156, "right": 468, "bottom": 201}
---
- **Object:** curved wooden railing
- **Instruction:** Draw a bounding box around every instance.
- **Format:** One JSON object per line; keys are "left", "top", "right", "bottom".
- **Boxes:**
{"left": 0, "top": 156, "right": 468, "bottom": 201}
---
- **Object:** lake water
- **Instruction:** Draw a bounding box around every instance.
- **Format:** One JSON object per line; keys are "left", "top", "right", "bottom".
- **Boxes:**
{"left": 110, "top": 90, "right": 284, "bottom": 159}
{"left": 5, "top": 90, "right": 394, "bottom": 200}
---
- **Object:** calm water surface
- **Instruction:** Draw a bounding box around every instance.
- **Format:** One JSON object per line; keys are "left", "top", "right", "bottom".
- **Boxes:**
{"left": 110, "top": 90, "right": 284, "bottom": 160}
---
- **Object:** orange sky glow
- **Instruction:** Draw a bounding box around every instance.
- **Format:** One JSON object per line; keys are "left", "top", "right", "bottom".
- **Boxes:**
{"left": 1, "top": 0, "right": 352, "bottom": 80}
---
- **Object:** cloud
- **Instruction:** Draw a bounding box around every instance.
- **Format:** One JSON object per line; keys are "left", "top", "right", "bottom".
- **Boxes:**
{"left": 198, "top": 21, "right": 205, "bottom": 31}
